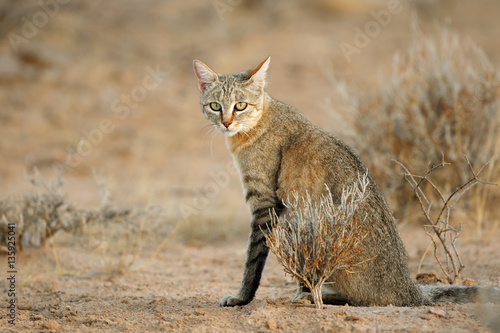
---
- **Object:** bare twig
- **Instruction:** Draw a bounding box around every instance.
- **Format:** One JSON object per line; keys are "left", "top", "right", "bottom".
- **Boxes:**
{"left": 394, "top": 155, "right": 497, "bottom": 283}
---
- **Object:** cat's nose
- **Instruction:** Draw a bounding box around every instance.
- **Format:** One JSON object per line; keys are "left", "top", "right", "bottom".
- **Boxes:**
{"left": 222, "top": 121, "right": 232, "bottom": 128}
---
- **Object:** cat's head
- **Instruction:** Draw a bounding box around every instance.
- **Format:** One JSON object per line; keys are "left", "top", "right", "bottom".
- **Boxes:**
{"left": 193, "top": 57, "right": 270, "bottom": 136}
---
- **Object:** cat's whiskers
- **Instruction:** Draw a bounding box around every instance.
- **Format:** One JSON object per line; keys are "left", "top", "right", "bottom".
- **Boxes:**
{"left": 200, "top": 124, "right": 216, "bottom": 140}
{"left": 200, "top": 123, "right": 216, "bottom": 133}
{"left": 208, "top": 126, "right": 221, "bottom": 158}
{"left": 200, "top": 124, "right": 218, "bottom": 151}
{"left": 240, "top": 128, "right": 253, "bottom": 141}
{"left": 239, "top": 121, "right": 258, "bottom": 140}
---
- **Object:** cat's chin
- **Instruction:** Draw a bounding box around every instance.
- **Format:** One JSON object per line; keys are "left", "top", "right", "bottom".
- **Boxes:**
{"left": 219, "top": 126, "right": 243, "bottom": 137}
{"left": 222, "top": 130, "right": 239, "bottom": 137}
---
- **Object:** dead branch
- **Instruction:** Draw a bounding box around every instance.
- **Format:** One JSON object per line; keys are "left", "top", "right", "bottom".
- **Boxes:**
{"left": 394, "top": 155, "right": 497, "bottom": 283}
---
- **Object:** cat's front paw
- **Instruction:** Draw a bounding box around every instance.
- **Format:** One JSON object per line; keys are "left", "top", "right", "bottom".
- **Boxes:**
{"left": 292, "top": 292, "right": 313, "bottom": 303}
{"left": 220, "top": 294, "right": 249, "bottom": 307}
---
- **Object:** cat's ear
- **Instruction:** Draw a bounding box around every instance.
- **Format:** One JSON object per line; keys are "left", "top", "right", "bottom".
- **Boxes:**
{"left": 193, "top": 60, "right": 219, "bottom": 92}
{"left": 247, "top": 56, "right": 270, "bottom": 91}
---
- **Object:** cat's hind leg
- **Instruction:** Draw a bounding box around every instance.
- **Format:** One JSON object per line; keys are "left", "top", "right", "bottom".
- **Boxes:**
{"left": 321, "top": 287, "right": 351, "bottom": 305}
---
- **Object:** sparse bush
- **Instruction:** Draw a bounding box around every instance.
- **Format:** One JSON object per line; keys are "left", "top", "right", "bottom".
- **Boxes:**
{"left": 0, "top": 168, "right": 172, "bottom": 258}
{"left": 264, "top": 174, "right": 371, "bottom": 309}
{"left": 0, "top": 168, "right": 81, "bottom": 250}
{"left": 395, "top": 155, "right": 497, "bottom": 283}
{"left": 330, "top": 28, "right": 500, "bottom": 226}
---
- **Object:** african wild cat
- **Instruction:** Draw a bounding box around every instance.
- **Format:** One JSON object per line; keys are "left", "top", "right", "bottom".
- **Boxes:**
{"left": 193, "top": 57, "right": 499, "bottom": 307}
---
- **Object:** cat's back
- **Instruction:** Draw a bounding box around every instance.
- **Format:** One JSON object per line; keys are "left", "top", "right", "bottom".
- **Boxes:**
{"left": 272, "top": 100, "right": 368, "bottom": 203}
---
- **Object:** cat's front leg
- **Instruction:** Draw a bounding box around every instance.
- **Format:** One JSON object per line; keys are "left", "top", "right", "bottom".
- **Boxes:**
{"left": 292, "top": 281, "right": 312, "bottom": 302}
{"left": 220, "top": 205, "right": 276, "bottom": 307}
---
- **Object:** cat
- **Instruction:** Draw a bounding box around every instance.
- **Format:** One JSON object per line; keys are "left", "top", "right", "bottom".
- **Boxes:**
{"left": 193, "top": 57, "right": 500, "bottom": 307}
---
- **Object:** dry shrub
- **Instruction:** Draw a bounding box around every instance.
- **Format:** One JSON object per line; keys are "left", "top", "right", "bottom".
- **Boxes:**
{"left": 264, "top": 174, "right": 371, "bottom": 309}
{"left": 0, "top": 168, "right": 80, "bottom": 251}
{"left": 395, "top": 155, "right": 496, "bottom": 283}
{"left": 0, "top": 168, "right": 172, "bottom": 263}
{"left": 331, "top": 29, "right": 500, "bottom": 226}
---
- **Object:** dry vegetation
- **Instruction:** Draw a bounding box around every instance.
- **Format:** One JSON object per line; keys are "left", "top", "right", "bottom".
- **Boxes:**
{"left": 330, "top": 28, "right": 500, "bottom": 231}
{"left": 265, "top": 174, "right": 371, "bottom": 309}
{"left": 0, "top": 168, "right": 78, "bottom": 251}
{"left": 0, "top": 167, "right": 173, "bottom": 266}
{"left": 395, "top": 155, "right": 497, "bottom": 284}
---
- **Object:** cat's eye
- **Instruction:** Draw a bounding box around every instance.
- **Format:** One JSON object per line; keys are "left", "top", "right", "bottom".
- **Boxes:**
{"left": 234, "top": 102, "right": 248, "bottom": 111}
{"left": 209, "top": 102, "right": 222, "bottom": 111}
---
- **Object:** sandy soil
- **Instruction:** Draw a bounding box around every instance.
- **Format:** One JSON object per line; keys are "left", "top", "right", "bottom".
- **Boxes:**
{"left": 0, "top": 225, "right": 499, "bottom": 333}
{"left": 1, "top": 0, "right": 500, "bottom": 332}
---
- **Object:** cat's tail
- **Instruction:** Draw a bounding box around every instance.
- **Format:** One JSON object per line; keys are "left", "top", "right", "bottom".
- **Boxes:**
{"left": 419, "top": 285, "right": 500, "bottom": 304}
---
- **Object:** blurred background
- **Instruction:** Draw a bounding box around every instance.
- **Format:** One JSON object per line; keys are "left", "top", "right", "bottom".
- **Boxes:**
{"left": 1, "top": 0, "right": 499, "bottom": 243}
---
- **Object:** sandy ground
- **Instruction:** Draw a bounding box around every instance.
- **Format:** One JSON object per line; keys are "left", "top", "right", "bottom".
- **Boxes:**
{"left": 1, "top": 0, "right": 500, "bottom": 332}
{"left": 0, "top": 225, "right": 499, "bottom": 333}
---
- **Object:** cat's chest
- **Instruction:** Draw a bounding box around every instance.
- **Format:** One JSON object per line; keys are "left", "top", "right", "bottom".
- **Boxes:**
{"left": 233, "top": 146, "right": 278, "bottom": 178}
{"left": 232, "top": 144, "right": 328, "bottom": 206}
{"left": 232, "top": 145, "right": 281, "bottom": 192}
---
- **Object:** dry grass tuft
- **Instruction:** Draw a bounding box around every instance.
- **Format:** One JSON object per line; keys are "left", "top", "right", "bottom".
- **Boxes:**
{"left": 0, "top": 168, "right": 81, "bottom": 251}
{"left": 0, "top": 167, "right": 173, "bottom": 270}
{"left": 329, "top": 28, "right": 500, "bottom": 227}
{"left": 264, "top": 174, "right": 371, "bottom": 309}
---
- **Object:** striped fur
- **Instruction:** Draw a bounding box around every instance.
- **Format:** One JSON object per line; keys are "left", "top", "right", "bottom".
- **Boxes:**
{"left": 193, "top": 57, "right": 500, "bottom": 307}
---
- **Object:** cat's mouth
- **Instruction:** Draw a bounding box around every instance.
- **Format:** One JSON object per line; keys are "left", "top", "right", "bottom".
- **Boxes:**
{"left": 219, "top": 123, "right": 241, "bottom": 137}
{"left": 220, "top": 126, "right": 238, "bottom": 136}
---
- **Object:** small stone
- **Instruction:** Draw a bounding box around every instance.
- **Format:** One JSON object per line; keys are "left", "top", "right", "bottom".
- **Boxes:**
{"left": 18, "top": 304, "right": 33, "bottom": 310}
{"left": 194, "top": 310, "right": 206, "bottom": 316}
{"left": 30, "top": 314, "right": 45, "bottom": 321}
{"left": 416, "top": 273, "right": 438, "bottom": 285}
{"left": 266, "top": 318, "right": 278, "bottom": 330}
{"left": 41, "top": 320, "right": 62, "bottom": 331}
{"left": 294, "top": 299, "right": 311, "bottom": 305}
{"left": 345, "top": 315, "right": 367, "bottom": 322}
{"left": 79, "top": 324, "right": 90, "bottom": 331}
{"left": 429, "top": 308, "right": 446, "bottom": 318}
{"left": 463, "top": 278, "right": 475, "bottom": 286}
